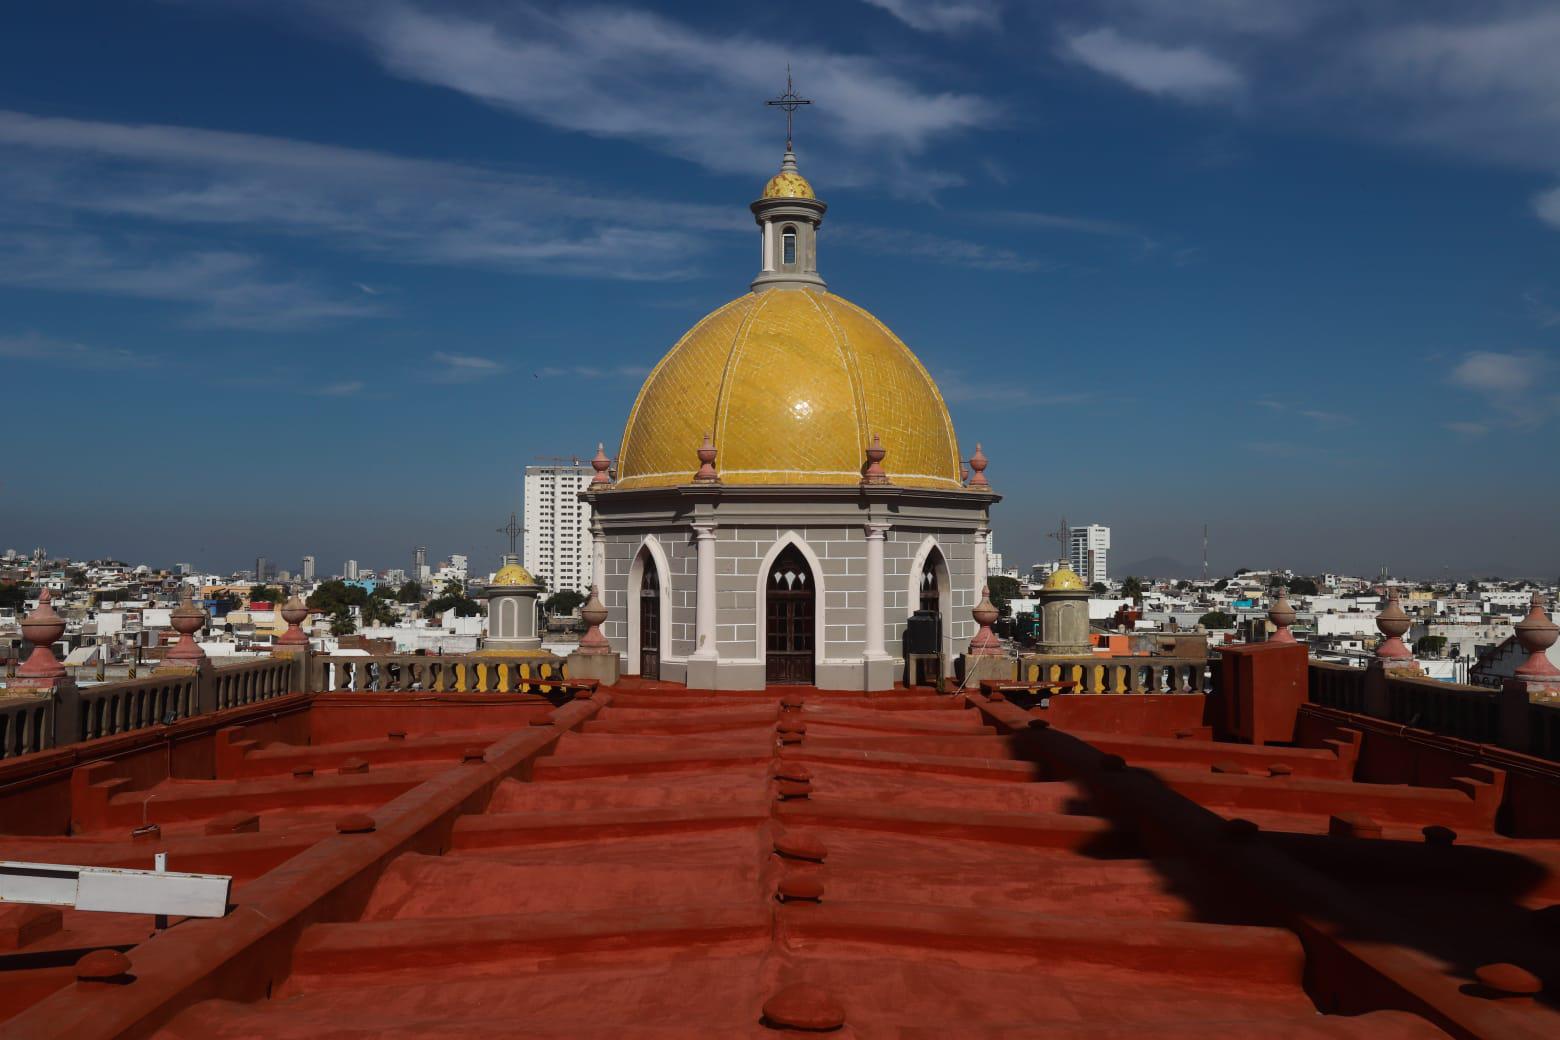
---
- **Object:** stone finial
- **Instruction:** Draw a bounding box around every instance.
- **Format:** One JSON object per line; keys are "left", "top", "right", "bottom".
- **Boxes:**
{"left": 163, "top": 585, "right": 208, "bottom": 664}
{"left": 1268, "top": 587, "right": 1297, "bottom": 644}
{"left": 968, "top": 444, "right": 989, "bottom": 488}
{"left": 1374, "top": 588, "right": 1412, "bottom": 662}
{"left": 967, "top": 585, "right": 1002, "bottom": 656}
{"left": 1513, "top": 592, "right": 1560, "bottom": 682}
{"left": 277, "top": 594, "right": 310, "bottom": 647}
{"left": 576, "top": 585, "right": 611, "bottom": 655}
{"left": 590, "top": 443, "right": 612, "bottom": 486}
{"left": 16, "top": 588, "right": 67, "bottom": 683}
{"left": 860, "top": 433, "right": 889, "bottom": 485}
{"left": 694, "top": 432, "right": 719, "bottom": 483}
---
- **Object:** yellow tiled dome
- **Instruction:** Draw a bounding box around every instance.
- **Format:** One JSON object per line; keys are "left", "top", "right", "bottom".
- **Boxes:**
{"left": 615, "top": 290, "right": 963, "bottom": 490}
{"left": 1043, "top": 566, "right": 1087, "bottom": 592}
{"left": 492, "top": 563, "right": 537, "bottom": 586}
{"left": 762, "top": 169, "right": 815, "bottom": 200}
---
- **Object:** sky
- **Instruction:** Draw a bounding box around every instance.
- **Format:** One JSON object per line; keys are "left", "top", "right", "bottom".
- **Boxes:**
{"left": 3, "top": 0, "right": 1559, "bottom": 582}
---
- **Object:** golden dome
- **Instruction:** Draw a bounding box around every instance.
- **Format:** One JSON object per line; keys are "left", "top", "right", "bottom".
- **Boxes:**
{"left": 491, "top": 563, "right": 537, "bottom": 587}
{"left": 616, "top": 289, "right": 963, "bottom": 490}
{"left": 1043, "top": 566, "right": 1087, "bottom": 592}
{"left": 762, "top": 170, "right": 815, "bottom": 200}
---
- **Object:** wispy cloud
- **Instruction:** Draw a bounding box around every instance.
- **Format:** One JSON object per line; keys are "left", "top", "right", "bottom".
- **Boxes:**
{"left": 1444, "top": 420, "right": 1489, "bottom": 437}
{"left": 431, "top": 351, "right": 504, "bottom": 383}
{"left": 0, "top": 331, "right": 155, "bottom": 369}
{"left": 315, "top": 1, "right": 994, "bottom": 195}
{"left": 1253, "top": 397, "right": 1354, "bottom": 428}
{"left": 1061, "top": 27, "right": 1243, "bottom": 102}
{"left": 309, "top": 380, "right": 365, "bottom": 397}
{"left": 833, "top": 225, "right": 1051, "bottom": 272}
{"left": 860, "top": 0, "right": 1001, "bottom": 34}
{"left": 1446, "top": 349, "right": 1558, "bottom": 428}
{"left": 533, "top": 365, "right": 649, "bottom": 380}
{"left": 936, "top": 369, "right": 1092, "bottom": 407}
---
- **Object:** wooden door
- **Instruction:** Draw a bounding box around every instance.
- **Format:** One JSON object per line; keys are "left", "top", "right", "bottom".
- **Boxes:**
{"left": 639, "top": 559, "right": 660, "bottom": 680}
{"left": 765, "top": 545, "right": 815, "bottom": 685}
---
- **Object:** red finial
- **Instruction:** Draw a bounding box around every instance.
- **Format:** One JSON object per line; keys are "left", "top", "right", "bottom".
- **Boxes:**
{"left": 1374, "top": 588, "right": 1412, "bottom": 662}
{"left": 163, "top": 585, "right": 209, "bottom": 664}
{"left": 1514, "top": 592, "right": 1560, "bottom": 681}
{"left": 967, "top": 585, "right": 1002, "bottom": 656}
{"left": 968, "top": 444, "right": 989, "bottom": 488}
{"left": 861, "top": 433, "right": 889, "bottom": 485}
{"left": 590, "top": 442, "right": 612, "bottom": 485}
{"left": 16, "top": 588, "right": 67, "bottom": 682}
{"left": 277, "top": 593, "right": 310, "bottom": 646}
{"left": 576, "top": 586, "right": 612, "bottom": 655}
{"left": 1268, "top": 587, "right": 1297, "bottom": 644}
{"left": 694, "top": 432, "right": 719, "bottom": 482}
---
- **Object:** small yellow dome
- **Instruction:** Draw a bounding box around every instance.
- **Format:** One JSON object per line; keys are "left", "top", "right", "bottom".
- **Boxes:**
{"left": 492, "top": 563, "right": 537, "bottom": 587}
{"left": 616, "top": 290, "right": 963, "bottom": 490}
{"left": 1043, "top": 566, "right": 1087, "bottom": 592}
{"left": 762, "top": 170, "right": 815, "bottom": 200}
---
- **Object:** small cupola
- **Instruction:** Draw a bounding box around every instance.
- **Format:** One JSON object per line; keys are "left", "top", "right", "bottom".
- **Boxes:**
{"left": 752, "top": 73, "right": 826, "bottom": 292}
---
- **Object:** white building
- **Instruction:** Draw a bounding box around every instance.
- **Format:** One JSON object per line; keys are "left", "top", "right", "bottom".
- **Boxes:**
{"left": 301, "top": 555, "right": 316, "bottom": 582}
{"left": 344, "top": 559, "right": 359, "bottom": 580}
{"left": 1070, "top": 524, "right": 1110, "bottom": 586}
{"left": 523, "top": 463, "right": 594, "bottom": 595}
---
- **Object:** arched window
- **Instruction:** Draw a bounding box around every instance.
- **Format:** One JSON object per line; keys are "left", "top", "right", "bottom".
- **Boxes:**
{"left": 782, "top": 225, "right": 797, "bottom": 265}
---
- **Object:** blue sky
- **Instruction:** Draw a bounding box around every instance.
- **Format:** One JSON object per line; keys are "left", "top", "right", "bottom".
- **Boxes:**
{"left": 3, "top": 0, "right": 1559, "bottom": 581}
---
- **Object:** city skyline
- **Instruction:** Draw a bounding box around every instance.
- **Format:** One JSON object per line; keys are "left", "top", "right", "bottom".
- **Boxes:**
{"left": 4, "top": 2, "right": 1559, "bottom": 575}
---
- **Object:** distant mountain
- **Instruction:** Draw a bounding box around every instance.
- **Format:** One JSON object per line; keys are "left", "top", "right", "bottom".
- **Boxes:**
{"left": 1118, "top": 556, "right": 1197, "bottom": 580}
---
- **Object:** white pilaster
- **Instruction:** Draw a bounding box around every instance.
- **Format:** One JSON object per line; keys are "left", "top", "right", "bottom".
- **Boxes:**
{"left": 762, "top": 221, "right": 775, "bottom": 272}
{"left": 591, "top": 520, "right": 606, "bottom": 594}
{"left": 864, "top": 522, "right": 890, "bottom": 660}
{"left": 974, "top": 526, "right": 989, "bottom": 592}
{"left": 692, "top": 521, "right": 718, "bottom": 660}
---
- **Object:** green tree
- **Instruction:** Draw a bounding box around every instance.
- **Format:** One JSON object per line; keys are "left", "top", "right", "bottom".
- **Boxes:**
{"left": 248, "top": 584, "right": 281, "bottom": 605}
{"left": 329, "top": 609, "right": 357, "bottom": 636}
{"left": 1121, "top": 575, "right": 1145, "bottom": 605}
{"left": 308, "top": 580, "right": 368, "bottom": 615}
{"left": 0, "top": 583, "right": 26, "bottom": 611}
{"left": 1287, "top": 577, "right": 1319, "bottom": 596}
{"left": 986, "top": 575, "right": 1022, "bottom": 617}
{"left": 1198, "top": 610, "right": 1237, "bottom": 629}
{"left": 1415, "top": 635, "right": 1448, "bottom": 658}
{"left": 1090, "top": 581, "right": 1107, "bottom": 596}
{"left": 362, "top": 597, "right": 397, "bottom": 627}
{"left": 1213, "top": 578, "right": 1229, "bottom": 592}
{"left": 396, "top": 580, "right": 423, "bottom": 604}
{"left": 545, "top": 590, "right": 588, "bottom": 616}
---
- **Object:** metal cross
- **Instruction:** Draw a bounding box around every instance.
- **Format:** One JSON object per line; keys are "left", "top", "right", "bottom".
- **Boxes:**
{"left": 497, "top": 512, "right": 524, "bottom": 555}
{"left": 1048, "top": 517, "right": 1071, "bottom": 567}
{"left": 765, "top": 66, "right": 812, "bottom": 150}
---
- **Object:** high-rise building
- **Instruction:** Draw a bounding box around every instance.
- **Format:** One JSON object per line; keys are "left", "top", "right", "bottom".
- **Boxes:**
{"left": 255, "top": 556, "right": 270, "bottom": 583}
{"left": 301, "top": 555, "right": 316, "bottom": 582}
{"left": 344, "top": 559, "right": 359, "bottom": 580}
{"left": 1069, "top": 524, "right": 1110, "bottom": 586}
{"left": 414, "top": 546, "right": 427, "bottom": 583}
{"left": 523, "top": 463, "right": 594, "bottom": 594}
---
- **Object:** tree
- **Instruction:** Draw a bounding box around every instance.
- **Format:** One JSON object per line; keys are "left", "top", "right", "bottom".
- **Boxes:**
{"left": 1175, "top": 580, "right": 1191, "bottom": 591}
{"left": 1415, "top": 635, "right": 1448, "bottom": 658}
{"left": 1234, "top": 568, "right": 1250, "bottom": 577}
{"left": 248, "top": 584, "right": 281, "bottom": 605}
{"left": 986, "top": 575, "right": 1022, "bottom": 617}
{"left": 1090, "top": 581, "right": 1107, "bottom": 596}
{"left": 544, "top": 590, "right": 588, "bottom": 616}
{"left": 329, "top": 609, "right": 357, "bottom": 636}
{"left": 1213, "top": 578, "right": 1229, "bottom": 592}
{"left": 1287, "top": 577, "right": 1319, "bottom": 596}
{"left": 361, "top": 597, "right": 397, "bottom": 627}
{"left": 0, "top": 583, "right": 25, "bottom": 611}
{"left": 396, "top": 580, "right": 423, "bottom": 604}
{"left": 1120, "top": 575, "right": 1145, "bottom": 605}
{"left": 308, "top": 580, "right": 368, "bottom": 615}
{"left": 1198, "top": 610, "right": 1237, "bottom": 629}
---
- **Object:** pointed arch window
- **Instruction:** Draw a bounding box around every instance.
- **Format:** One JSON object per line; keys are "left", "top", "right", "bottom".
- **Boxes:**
{"left": 782, "top": 225, "right": 797, "bottom": 265}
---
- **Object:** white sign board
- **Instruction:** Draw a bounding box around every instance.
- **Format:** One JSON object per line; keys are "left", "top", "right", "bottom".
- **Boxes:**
{"left": 0, "top": 861, "right": 231, "bottom": 918}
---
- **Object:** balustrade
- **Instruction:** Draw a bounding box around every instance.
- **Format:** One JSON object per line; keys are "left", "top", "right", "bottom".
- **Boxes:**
{"left": 312, "top": 654, "right": 572, "bottom": 695}
{"left": 0, "top": 698, "right": 53, "bottom": 760}
{"left": 1018, "top": 655, "right": 1208, "bottom": 694}
{"left": 1383, "top": 674, "right": 1499, "bottom": 744}
{"left": 77, "top": 674, "right": 196, "bottom": 742}
{"left": 1308, "top": 662, "right": 1366, "bottom": 714}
